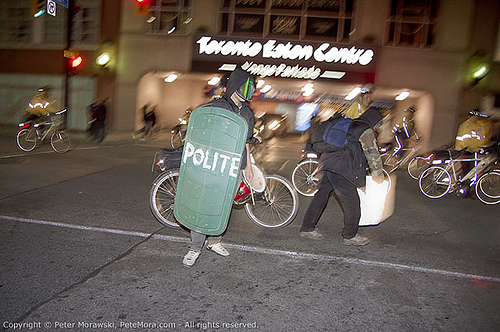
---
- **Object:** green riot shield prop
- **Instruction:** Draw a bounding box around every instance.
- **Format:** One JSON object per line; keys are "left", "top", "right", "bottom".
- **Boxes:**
{"left": 174, "top": 105, "right": 248, "bottom": 235}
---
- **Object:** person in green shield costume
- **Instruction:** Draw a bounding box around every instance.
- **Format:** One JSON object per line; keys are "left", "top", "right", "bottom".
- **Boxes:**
{"left": 183, "top": 68, "right": 258, "bottom": 267}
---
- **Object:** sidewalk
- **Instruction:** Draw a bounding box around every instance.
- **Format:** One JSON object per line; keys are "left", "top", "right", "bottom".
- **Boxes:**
{"left": 0, "top": 123, "right": 173, "bottom": 147}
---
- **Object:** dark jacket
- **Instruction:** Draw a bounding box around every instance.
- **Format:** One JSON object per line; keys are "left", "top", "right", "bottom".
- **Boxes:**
{"left": 319, "top": 108, "right": 382, "bottom": 187}
{"left": 205, "top": 68, "right": 255, "bottom": 167}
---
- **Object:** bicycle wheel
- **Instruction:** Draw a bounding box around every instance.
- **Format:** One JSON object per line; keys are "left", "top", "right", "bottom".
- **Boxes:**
{"left": 292, "top": 159, "right": 322, "bottom": 196}
{"left": 16, "top": 129, "right": 38, "bottom": 152}
{"left": 475, "top": 171, "right": 500, "bottom": 205}
{"left": 50, "top": 130, "right": 71, "bottom": 153}
{"left": 244, "top": 174, "right": 299, "bottom": 228}
{"left": 170, "top": 131, "right": 183, "bottom": 149}
{"left": 407, "top": 156, "right": 430, "bottom": 180}
{"left": 380, "top": 153, "right": 399, "bottom": 173}
{"left": 419, "top": 166, "right": 452, "bottom": 199}
{"left": 149, "top": 169, "right": 181, "bottom": 228}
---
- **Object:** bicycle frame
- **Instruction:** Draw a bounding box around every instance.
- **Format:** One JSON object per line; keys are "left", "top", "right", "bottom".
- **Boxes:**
{"left": 444, "top": 151, "right": 495, "bottom": 187}
{"left": 33, "top": 121, "right": 57, "bottom": 142}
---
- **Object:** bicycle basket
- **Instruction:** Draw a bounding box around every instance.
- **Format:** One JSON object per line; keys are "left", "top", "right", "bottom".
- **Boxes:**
{"left": 50, "top": 110, "right": 66, "bottom": 129}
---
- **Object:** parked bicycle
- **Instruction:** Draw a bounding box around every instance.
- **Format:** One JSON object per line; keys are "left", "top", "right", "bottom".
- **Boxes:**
{"left": 169, "top": 109, "right": 191, "bottom": 149}
{"left": 292, "top": 150, "right": 323, "bottom": 197}
{"left": 292, "top": 150, "right": 392, "bottom": 197}
{"left": 419, "top": 147, "right": 499, "bottom": 205}
{"left": 150, "top": 149, "right": 299, "bottom": 228}
{"left": 169, "top": 123, "right": 186, "bottom": 149}
{"left": 16, "top": 109, "right": 70, "bottom": 153}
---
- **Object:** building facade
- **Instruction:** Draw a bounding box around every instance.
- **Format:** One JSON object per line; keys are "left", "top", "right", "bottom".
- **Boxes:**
{"left": 0, "top": 0, "right": 499, "bottom": 151}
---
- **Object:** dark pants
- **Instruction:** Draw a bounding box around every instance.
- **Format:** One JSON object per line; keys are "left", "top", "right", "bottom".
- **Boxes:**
{"left": 300, "top": 171, "right": 360, "bottom": 239}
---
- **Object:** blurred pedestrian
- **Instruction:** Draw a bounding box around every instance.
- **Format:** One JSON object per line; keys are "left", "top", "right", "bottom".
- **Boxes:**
{"left": 88, "top": 99, "right": 107, "bottom": 142}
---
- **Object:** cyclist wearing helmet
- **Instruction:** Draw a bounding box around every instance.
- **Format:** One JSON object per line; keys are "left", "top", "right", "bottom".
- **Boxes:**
{"left": 25, "top": 86, "right": 59, "bottom": 121}
{"left": 183, "top": 67, "right": 259, "bottom": 267}
{"left": 345, "top": 86, "right": 373, "bottom": 119}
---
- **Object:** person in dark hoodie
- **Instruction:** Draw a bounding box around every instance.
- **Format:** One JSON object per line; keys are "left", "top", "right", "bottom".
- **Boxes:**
{"left": 183, "top": 68, "right": 258, "bottom": 267}
{"left": 299, "top": 106, "right": 384, "bottom": 246}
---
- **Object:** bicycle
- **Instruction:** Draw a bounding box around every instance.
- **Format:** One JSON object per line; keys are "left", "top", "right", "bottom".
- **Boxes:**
{"left": 292, "top": 150, "right": 392, "bottom": 197}
{"left": 149, "top": 151, "right": 299, "bottom": 229}
{"left": 419, "top": 148, "right": 499, "bottom": 205}
{"left": 169, "top": 124, "right": 186, "bottom": 149}
{"left": 380, "top": 139, "right": 422, "bottom": 176}
{"left": 16, "top": 110, "right": 70, "bottom": 153}
{"left": 292, "top": 150, "right": 322, "bottom": 197}
{"left": 407, "top": 155, "right": 432, "bottom": 180}
{"left": 132, "top": 122, "right": 160, "bottom": 141}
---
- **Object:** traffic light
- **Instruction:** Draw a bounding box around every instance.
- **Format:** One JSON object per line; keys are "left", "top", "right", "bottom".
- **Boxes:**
{"left": 68, "top": 54, "right": 83, "bottom": 75}
{"left": 70, "top": 55, "right": 83, "bottom": 68}
{"left": 134, "top": 0, "right": 150, "bottom": 16}
{"left": 32, "top": 0, "right": 46, "bottom": 18}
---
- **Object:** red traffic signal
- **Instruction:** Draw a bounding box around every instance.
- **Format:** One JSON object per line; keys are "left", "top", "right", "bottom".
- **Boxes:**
{"left": 70, "top": 55, "right": 83, "bottom": 68}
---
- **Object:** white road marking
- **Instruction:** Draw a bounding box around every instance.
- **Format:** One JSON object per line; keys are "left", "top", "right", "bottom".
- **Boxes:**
{"left": 0, "top": 146, "right": 100, "bottom": 159}
{"left": 2, "top": 215, "right": 499, "bottom": 283}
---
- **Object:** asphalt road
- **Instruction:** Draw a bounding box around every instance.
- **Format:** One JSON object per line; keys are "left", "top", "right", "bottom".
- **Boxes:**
{"left": 0, "top": 126, "right": 499, "bottom": 332}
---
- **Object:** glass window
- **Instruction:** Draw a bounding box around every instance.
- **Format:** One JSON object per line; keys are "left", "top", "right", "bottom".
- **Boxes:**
{"left": 385, "top": 0, "right": 439, "bottom": 48}
{"left": 218, "top": 0, "right": 354, "bottom": 42}
{"left": 147, "top": 0, "right": 193, "bottom": 35}
{"left": 234, "top": 14, "right": 264, "bottom": 34}
{"left": 0, "top": 0, "right": 101, "bottom": 48}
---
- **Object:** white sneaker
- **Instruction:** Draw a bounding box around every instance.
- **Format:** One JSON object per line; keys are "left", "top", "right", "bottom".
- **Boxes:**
{"left": 207, "top": 243, "right": 230, "bottom": 257}
{"left": 182, "top": 249, "right": 200, "bottom": 267}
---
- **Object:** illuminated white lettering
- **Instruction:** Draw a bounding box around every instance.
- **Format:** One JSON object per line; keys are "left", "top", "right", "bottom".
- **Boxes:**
{"left": 242, "top": 61, "right": 321, "bottom": 79}
{"left": 359, "top": 49, "right": 374, "bottom": 66}
{"left": 263, "top": 40, "right": 313, "bottom": 60}
{"left": 197, "top": 36, "right": 374, "bottom": 66}
{"left": 197, "top": 36, "right": 262, "bottom": 57}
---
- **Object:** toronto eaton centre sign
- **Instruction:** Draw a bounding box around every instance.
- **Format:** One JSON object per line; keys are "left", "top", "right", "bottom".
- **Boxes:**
{"left": 192, "top": 36, "right": 377, "bottom": 82}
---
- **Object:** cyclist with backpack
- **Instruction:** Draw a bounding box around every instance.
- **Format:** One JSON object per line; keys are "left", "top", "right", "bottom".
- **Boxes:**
{"left": 299, "top": 90, "right": 384, "bottom": 246}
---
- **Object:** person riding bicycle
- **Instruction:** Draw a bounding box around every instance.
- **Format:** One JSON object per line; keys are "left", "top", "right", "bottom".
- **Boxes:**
{"left": 391, "top": 107, "right": 420, "bottom": 158}
{"left": 24, "top": 86, "right": 60, "bottom": 134}
{"left": 455, "top": 109, "right": 493, "bottom": 153}
{"left": 182, "top": 68, "right": 259, "bottom": 267}
{"left": 345, "top": 86, "right": 373, "bottom": 119}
